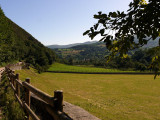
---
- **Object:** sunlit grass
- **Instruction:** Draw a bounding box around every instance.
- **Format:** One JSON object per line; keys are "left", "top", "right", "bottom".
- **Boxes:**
{"left": 16, "top": 68, "right": 160, "bottom": 120}
{"left": 48, "top": 62, "right": 136, "bottom": 73}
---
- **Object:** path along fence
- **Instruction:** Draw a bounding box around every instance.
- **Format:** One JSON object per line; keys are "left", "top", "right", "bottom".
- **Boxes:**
{"left": 2, "top": 67, "right": 71, "bottom": 120}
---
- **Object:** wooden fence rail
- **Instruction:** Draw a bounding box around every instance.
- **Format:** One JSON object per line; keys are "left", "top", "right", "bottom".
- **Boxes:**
{"left": 3, "top": 67, "right": 69, "bottom": 120}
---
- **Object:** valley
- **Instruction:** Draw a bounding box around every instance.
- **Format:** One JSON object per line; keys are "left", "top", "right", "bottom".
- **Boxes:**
{"left": 1, "top": 1, "right": 160, "bottom": 120}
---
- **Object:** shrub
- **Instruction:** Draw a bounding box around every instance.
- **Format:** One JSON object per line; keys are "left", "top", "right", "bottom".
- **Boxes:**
{"left": 0, "top": 73, "right": 25, "bottom": 120}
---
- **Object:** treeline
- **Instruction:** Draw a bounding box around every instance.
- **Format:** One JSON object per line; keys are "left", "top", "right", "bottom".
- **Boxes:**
{"left": 94, "top": 49, "right": 153, "bottom": 71}
{"left": 0, "top": 7, "right": 56, "bottom": 72}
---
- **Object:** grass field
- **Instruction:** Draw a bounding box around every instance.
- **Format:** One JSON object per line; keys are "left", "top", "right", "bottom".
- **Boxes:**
{"left": 48, "top": 62, "right": 136, "bottom": 73}
{"left": 16, "top": 68, "right": 160, "bottom": 120}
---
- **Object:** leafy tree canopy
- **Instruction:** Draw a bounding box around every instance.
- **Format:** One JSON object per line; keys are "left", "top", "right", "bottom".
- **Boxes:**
{"left": 84, "top": 0, "right": 160, "bottom": 73}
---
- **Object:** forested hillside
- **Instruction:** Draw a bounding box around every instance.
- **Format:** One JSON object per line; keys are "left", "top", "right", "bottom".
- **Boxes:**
{"left": 54, "top": 38, "right": 158, "bottom": 64}
{"left": 54, "top": 41, "right": 155, "bottom": 71}
{"left": 0, "top": 7, "right": 56, "bottom": 72}
{"left": 54, "top": 42, "right": 107, "bottom": 64}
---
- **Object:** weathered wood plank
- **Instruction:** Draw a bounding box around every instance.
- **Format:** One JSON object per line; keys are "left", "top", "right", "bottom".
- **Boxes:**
{"left": 25, "top": 78, "right": 31, "bottom": 120}
{"left": 22, "top": 81, "right": 55, "bottom": 107}
{"left": 23, "top": 102, "right": 40, "bottom": 120}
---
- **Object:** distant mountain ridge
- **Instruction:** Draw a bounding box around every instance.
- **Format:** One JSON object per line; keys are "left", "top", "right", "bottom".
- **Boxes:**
{"left": 134, "top": 37, "right": 159, "bottom": 48}
{"left": 47, "top": 37, "right": 159, "bottom": 49}
{"left": 47, "top": 41, "right": 98, "bottom": 49}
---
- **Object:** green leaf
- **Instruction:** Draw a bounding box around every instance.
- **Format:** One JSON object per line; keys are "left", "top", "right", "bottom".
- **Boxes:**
{"left": 90, "top": 27, "right": 94, "bottom": 33}
{"left": 99, "top": 37, "right": 105, "bottom": 41}
{"left": 90, "top": 32, "right": 99, "bottom": 40}
{"left": 94, "top": 14, "right": 100, "bottom": 19}
{"left": 98, "top": 11, "right": 102, "bottom": 15}
{"left": 117, "top": 11, "right": 120, "bottom": 15}
{"left": 111, "top": 12, "right": 117, "bottom": 18}
{"left": 101, "top": 14, "right": 107, "bottom": 18}
{"left": 100, "top": 29, "right": 105, "bottom": 36}
{"left": 83, "top": 30, "right": 90, "bottom": 36}
{"left": 94, "top": 24, "right": 99, "bottom": 30}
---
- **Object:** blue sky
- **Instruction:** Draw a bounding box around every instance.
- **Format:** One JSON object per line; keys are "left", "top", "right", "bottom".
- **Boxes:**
{"left": 0, "top": 0, "right": 132, "bottom": 45}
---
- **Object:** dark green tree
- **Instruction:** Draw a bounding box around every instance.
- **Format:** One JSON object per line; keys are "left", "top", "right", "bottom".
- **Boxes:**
{"left": 84, "top": 0, "right": 160, "bottom": 74}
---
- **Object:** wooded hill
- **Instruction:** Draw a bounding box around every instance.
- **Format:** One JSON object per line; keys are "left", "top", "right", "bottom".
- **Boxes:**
{"left": 54, "top": 42, "right": 109, "bottom": 63}
{"left": 0, "top": 7, "right": 56, "bottom": 72}
{"left": 53, "top": 40, "right": 159, "bottom": 71}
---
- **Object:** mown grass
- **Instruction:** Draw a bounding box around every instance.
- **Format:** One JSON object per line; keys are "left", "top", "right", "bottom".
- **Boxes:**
{"left": 48, "top": 62, "right": 136, "bottom": 73}
{"left": 16, "top": 68, "right": 160, "bottom": 120}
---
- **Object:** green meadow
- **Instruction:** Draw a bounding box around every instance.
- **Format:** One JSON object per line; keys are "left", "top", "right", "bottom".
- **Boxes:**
{"left": 48, "top": 62, "right": 136, "bottom": 73}
{"left": 16, "top": 67, "right": 160, "bottom": 120}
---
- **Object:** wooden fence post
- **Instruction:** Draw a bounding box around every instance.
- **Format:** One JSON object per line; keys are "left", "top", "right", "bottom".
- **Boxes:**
{"left": 9, "top": 70, "right": 12, "bottom": 83}
{"left": 54, "top": 90, "right": 63, "bottom": 111}
{"left": 16, "top": 73, "right": 20, "bottom": 97}
{"left": 12, "top": 70, "right": 15, "bottom": 87}
{"left": 25, "top": 78, "right": 31, "bottom": 120}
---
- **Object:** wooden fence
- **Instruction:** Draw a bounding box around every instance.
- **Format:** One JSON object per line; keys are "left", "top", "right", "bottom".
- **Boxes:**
{"left": 3, "top": 67, "right": 71, "bottom": 120}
